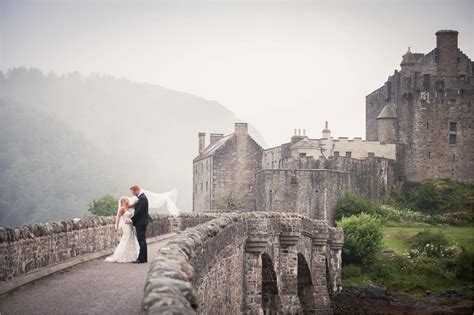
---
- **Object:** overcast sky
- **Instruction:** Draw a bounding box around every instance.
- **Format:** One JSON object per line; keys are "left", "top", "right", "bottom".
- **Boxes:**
{"left": 1, "top": 0, "right": 473, "bottom": 147}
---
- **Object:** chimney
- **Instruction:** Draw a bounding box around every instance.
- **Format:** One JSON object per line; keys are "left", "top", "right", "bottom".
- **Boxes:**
{"left": 435, "top": 30, "right": 459, "bottom": 76}
{"left": 198, "top": 132, "right": 206, "bottom": 154}
{"left": 235, "top": 122, "right": 248, "bottom": 135}
{"left": 322, "top": 121, "right": 331, "bottom": 138}
{"left": 210, "top": 133, "right": 224, "bottom": 145}
{"left": 291, "top": 127, "right": 305, "bottom": 143}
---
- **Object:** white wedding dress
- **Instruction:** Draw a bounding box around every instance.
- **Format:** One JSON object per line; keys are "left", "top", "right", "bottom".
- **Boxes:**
{"left": 105, "top": 210, "right": 139, "bottom": 263}
{"left": 104, "top": 189, "right": 181, "bottom": 263}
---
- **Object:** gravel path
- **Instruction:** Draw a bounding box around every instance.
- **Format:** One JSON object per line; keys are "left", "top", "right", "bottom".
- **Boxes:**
{"left": 0, "top": 235, "right": 174, "bottom": 315}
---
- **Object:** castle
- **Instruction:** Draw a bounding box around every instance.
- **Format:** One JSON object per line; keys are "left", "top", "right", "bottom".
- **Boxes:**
{"left": 193, "top": 30, "right": 473, "bottom": 223}
{"left": 366, "top": 30, "right": 473, "bottom": 183}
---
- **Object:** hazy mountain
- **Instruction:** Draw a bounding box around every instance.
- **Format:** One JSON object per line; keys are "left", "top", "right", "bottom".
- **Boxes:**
{"left": 0, "top": 67, "right": 265, "bottom": 226}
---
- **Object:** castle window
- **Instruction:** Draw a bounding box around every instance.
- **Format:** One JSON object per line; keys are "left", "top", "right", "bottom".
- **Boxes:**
{"left": 435, "top": 81, "right": 444, "bottom": 93}
{"left": 423, "top": 74, "right": 430, "bottom": 90}
{"left": 426, "top": 122, "right": 429, "bottom": 129}
{"left": 333, "top": 151, "right": 339, "bottom": 156}
{"left": 460, "top": 74, "right": 466, "bottom": 81}
{"left": 457, "top": 56, "right": 461, "bottom": 63}
{"left": 428, "top": 152, "right": 431, "bottom": 159}
{"left": 200, "top": 183, "right": 203, "bottom": 192}
{"left": 345, "top": 151, "right": 352, "bottom": 158}
{"left": 368, "top": 152, "right": 375, "bottom": 158}
{"left": 291, "top": 175, "right": 297, "bottom": 185}
{"left": 453, "top": 154, "right": 456, "bottom": 161}
{"left": 449, "top": 122, "right": 457, "bottom": 145}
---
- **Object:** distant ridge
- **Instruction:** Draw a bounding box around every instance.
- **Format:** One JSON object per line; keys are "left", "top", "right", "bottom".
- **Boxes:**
{"left": 0, "top": 67, "right": 265, "bottom": 226}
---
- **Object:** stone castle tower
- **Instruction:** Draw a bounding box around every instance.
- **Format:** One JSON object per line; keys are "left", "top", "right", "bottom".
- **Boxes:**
{"left": 366, "top": 30, "right": 474, "bottom": 184}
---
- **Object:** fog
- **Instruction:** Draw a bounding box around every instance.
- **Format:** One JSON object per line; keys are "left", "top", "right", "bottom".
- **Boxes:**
{"left": 1, "top": 0, "right": 472, "bottom": 146}
{"left": 0, "top": 0, "right": 473, "bottom": 225}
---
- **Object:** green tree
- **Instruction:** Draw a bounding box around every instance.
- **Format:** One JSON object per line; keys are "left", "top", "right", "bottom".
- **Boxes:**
{"left": 337, "top": 213, "right": 384, "bottom": 267}
{"left": 409, "top": 182, "right": 442, "bottom": 217}
{"left": 88, "top": 195, "right": 118, "bottom": 216}
{"left": 335, "top": 192, "right": 374, "bottom": 221}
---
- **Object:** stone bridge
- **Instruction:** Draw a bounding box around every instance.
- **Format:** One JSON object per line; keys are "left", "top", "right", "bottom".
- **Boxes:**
{"left": 0, "top": 212, "right": 343, "bottom": 314}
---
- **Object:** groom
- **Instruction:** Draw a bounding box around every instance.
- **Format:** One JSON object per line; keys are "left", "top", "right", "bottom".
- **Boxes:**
{"left": 128, "top": 185, "right": 149, "bottom": 263}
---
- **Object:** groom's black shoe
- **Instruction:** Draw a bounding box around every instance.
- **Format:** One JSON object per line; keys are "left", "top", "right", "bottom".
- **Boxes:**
{"left": 132, "top": 260, "right": 146, "bottom": 264}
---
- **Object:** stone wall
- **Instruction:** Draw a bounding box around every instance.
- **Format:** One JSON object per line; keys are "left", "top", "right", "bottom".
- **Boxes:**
{"left": 211, "top": 133, "right": 263, "bottom": 211}
{"left": 142, "top": 212, "right": 343, "bottom": 314}
{"left": 255, "top": 157, "right": 399, "bottom": 225}
{"left": 366, "top": 30, "right": 474, "bottom": 184}
{"left": 0, "top": 213, "right": 216, "bottom": 282}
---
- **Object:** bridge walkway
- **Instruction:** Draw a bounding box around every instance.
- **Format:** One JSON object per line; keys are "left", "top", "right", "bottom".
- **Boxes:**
{"left": 0, "top": 233, "right": 176, "bottom": 315}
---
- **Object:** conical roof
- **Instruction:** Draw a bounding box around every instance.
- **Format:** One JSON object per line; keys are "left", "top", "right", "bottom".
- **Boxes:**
{"left": 377, "top": 103, "right": 397, "bottom": 119}
{"left": 401, "top": 47, "right": 416, "bottom": 67}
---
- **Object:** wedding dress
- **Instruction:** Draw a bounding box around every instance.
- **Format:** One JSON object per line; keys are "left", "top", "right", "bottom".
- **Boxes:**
{"left": 104, "top": 189, "right": 181, "bottom": 263}
{"left": 105, "top": 209, "right": 139, "bottom": 263}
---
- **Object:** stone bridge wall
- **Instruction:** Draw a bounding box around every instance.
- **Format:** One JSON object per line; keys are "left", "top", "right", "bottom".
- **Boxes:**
{"left": 0, "top": 213, "right": 216, "bottom": 282}
{"left": 143, "top": 212, "right": 343, "bottom": 314}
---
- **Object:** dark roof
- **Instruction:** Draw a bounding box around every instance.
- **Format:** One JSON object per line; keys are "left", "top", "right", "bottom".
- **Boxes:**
{"left": 194, "top": 134, "right": 234, "bottom": 161}
{"left": 377, "top": 103, "right": 397, "bottom": 119}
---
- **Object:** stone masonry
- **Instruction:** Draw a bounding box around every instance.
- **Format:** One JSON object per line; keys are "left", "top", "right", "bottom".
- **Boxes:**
{"left": 194, "top": 122, "right": 400, "bottom": 224}
{"left": 366, "top": 30, "right": 474, "bottom": 184}
{"left": 0, "top": 213, "right": 216, "bottom": 282}
{"left": 142, "top": 212, "right": 343, "bottom": 314}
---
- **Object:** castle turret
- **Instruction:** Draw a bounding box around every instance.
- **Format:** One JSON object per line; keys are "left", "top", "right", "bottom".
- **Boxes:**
{"left": 435, "top": 30, "right": 458, "bottom": 76}
{"left": 198, "top": 132, "right": 206, "bottom": 154}
{"left": 400, "top": 47, "right": 416, "bottom": 72}
{"left": 376, "top": 103, "right": 397, "bottom": 143}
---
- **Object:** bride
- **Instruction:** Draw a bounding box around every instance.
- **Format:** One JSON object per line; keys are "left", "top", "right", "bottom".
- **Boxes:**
{"left": 105, "top": 196, "right": 139, "bottom": 262}
{"left": 105, "top": 189, "right": 181, "bottom": 263}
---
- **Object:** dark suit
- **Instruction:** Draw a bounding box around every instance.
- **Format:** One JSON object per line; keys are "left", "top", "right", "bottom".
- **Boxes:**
{"left": 131, "top": 193, "right": 149, "bottom": 262}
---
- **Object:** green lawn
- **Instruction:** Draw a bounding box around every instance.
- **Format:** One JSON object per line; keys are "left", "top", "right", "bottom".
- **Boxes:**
{"left": 383, "top": 226, "right": 474, "bottom": 252}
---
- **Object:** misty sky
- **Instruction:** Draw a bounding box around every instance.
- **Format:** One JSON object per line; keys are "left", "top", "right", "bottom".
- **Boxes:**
{"left": 1, "top": 0, "right": 473, "bottom": 147}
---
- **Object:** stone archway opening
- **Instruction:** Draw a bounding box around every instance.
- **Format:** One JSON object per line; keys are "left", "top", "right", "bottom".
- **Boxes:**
{"left": 297, "top": 253, "right": 316, "bottom": 313}
{"left": 261, "top": 253, "right": 281, "bottom": 314}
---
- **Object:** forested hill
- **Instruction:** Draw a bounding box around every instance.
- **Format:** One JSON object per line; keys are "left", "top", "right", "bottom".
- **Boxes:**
{"left": 0, "top": 68, "right": 265, "bottom": 226}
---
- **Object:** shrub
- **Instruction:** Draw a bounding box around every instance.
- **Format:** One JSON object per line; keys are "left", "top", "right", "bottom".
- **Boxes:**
{"left": 335, "top": 193, "right": 375, "bottom": 221}
{"left": 409, "top": 229, "right": 451, "bottom": 258}
{"left": 408, "top": 182, "right": 442, "bottom": 217}
{"left": 337, "top": 213, "right": 384, "bottom": 267}
{"left": 403, "top": 179, "right": 474, "bottom": 217}
{"left": 88, "top": 194, "right": 118, "bottom": 216}
{"left": 342, "top": 264, "right": 362, "bottom": 278}
{"left": 454, "top": 248, "right": 474, "bottom": 281}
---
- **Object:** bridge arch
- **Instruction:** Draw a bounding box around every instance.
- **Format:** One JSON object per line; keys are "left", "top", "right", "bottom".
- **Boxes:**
{"left": 297, "top": 253, "right": 316, "bottom": 313}
{"left": 261, "top": 253, "right": 281, "bottom": 314}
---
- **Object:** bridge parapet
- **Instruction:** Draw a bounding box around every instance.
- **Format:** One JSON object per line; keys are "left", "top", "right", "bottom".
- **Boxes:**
{"left": 0, "top": 213, "right": 217, "bottom": 290}
{"left": 143, "top": 211, "right": 343, "bottom": 315}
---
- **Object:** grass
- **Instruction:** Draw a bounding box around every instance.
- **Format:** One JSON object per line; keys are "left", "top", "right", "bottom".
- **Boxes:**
{"left": 342, "top": 225, "right": 474, "bottom": 296}
{"left": 383, "top": 226, "right": 474, "bottom": 252}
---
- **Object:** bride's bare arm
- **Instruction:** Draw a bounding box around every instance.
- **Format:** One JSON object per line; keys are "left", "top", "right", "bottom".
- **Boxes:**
{"left": 114, "top": 207, "right": 125, "bottom": 231}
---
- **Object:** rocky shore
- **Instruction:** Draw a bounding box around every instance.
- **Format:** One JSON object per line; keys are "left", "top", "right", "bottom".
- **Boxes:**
{"left": 333, "top": 285, "right": 473, "bottom": 314}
